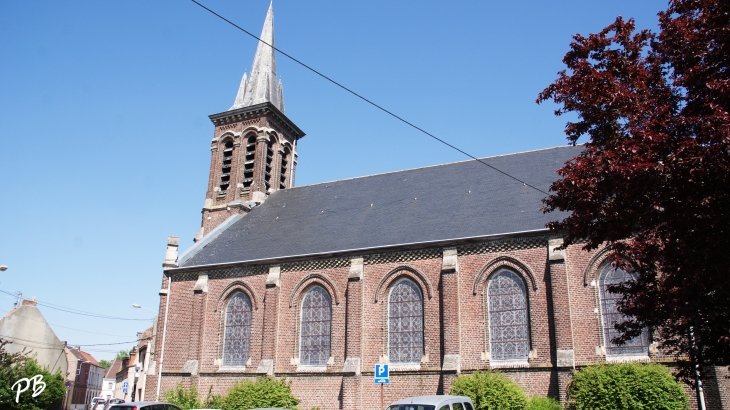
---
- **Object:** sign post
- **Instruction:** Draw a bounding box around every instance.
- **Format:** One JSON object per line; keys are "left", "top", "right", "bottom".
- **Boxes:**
{"left": 374, "top": 364, "right": 389, "bottom": 409}
{"left": 122, "top": 381, "right": 128, "bottom": 394}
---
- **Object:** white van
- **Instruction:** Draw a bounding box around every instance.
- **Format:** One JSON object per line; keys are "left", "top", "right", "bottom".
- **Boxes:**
{"left": 387, "top": 395, "right": 475, "bottom": 410}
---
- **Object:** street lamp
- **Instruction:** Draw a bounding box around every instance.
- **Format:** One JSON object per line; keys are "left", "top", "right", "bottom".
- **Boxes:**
{"left": 0, "top": 266, "right": 7, "bottom": 271}
{"left": 132, "top": 304, "right": 156, "bottom": 313}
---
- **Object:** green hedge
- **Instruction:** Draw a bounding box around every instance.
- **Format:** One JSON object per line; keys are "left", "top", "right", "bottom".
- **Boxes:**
{"left": 163, "top": 383, "right": 221, "bottom": 409}
{"left": 567, "top": 363, "right": 687, "bottom": 410}
{"left": 527, "top": 396, "right": 562, "bottom": 410}
{"left": 220, "top": 375, "right": 300, "bottom": 410}
{"left": 450, "top": 370, "right": 529, "bottom": 410}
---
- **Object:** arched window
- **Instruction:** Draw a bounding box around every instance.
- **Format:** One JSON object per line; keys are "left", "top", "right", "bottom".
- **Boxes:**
{"left": 299, "top": 286, "right": 332, "bottom": 366}
{"left": 599, "top": 264, "right": 649, "bottom": 357}
{"left": 487, "top": 269, "right": 529, "bottom": 362}
{"left": 388, "top": 278, "right": 424, "bottom": 363}
{"left": 222, "top": 292, "right": 252, "bottom": 367}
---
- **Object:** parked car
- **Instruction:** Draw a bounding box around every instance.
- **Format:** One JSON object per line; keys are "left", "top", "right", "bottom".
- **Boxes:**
{"left": 105, "top": 398, "right": 125, "bottom": 410}
{"left": 92, "top": 399, "right": 106, "bottom": 410}
{"left": 90, "top": 397, "right": 105, "bottom": 410}
{"left": 387, "top": 395, "right": 475, "bottom": 410}
{"left": 109, "top": 402, "right": 182, "bottom": 410}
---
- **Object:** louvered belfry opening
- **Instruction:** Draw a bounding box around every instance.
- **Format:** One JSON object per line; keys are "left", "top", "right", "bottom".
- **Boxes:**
{"left": 243, "top": 135, "right": 256, "bottom": 191}
{"left": 264, "top": 140, "right": 273, "bottom": 191}
{"left": 279, "top": 150, "right": 288, "bottom": 189}
{"left": 220, "top": 140, "right": 234, "bottom": 193}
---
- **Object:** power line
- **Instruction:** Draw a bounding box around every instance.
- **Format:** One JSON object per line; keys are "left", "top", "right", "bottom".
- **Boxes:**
{"left": 1, "top": 334, "right": 145, "bottom": 348}
{"left": 189, "top": 0, "right": 550, "bottom": 196}
{"left": 4, "top": 310, "right": 133, "bottom": 338}
{"left": 0, "top": 289, "right": 153, "bottom": 321}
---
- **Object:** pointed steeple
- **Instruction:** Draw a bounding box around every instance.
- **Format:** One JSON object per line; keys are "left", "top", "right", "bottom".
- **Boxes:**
{"left": 230, "top": 1, "right": 285, "bottom": 113}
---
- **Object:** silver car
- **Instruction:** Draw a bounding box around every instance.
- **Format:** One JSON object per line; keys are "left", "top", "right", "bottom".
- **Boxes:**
{"left": 387, "top": 395, "right": 475, "bottom": 410}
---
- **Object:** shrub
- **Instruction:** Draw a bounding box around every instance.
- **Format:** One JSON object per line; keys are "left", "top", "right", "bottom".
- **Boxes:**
{"left": 567, "top": 363, "right": 687, "bottom": 410}
{"left": 450, "top": 370, "right": 528, "bottom": 410}
{"left": 0, "top": 340, "right": 66, "bottom": 410}
{"left": 163, "top": 383, "right": 221, "bottom": 410}
{"left": 220, "top": 375, "right": 300, "bottom": 410}
{"left": 527, "top": 396, "right": 562, "bottom": 410}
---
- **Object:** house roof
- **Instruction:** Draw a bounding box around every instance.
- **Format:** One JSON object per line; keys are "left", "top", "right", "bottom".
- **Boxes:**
{"left": 104, "top": 359, "right": 123, "bottom": 379}
{"left": 78, "top": 349, "right": 100, "bottom": 367}
{"left": 179, "top": 145, "right": 583, "bottom": 268}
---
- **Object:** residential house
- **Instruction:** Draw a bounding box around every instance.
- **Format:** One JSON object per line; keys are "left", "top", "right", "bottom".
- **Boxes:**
{"left": 66, "top": 346, "right": 103, "bottom": 410}
{"left": 133, "top": 320, "right": 157, "bottom": 402}
{"left": 115, "top": 349, "right": 137, "bottom": 402}
{"left": 0, "top": 298, "right": 67, "bottom": 376}
{"left": 101, "top": 359, "right": 123, "bottom": 400}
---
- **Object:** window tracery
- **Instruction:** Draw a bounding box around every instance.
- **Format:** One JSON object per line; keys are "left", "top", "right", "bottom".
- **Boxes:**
{"left": 388, "top": 278, "right": 424, "bottom": 363}
{"left": 598, "top": 264, "right": 649, "bottom": 357}
{"left": 222, "top": 292, "right": 252, "bottom": 367}
{"left": 487, "top": 269, "right": 529, "bottom": 361}
{"left": 299, "top": 286, "right": 331, "bottom": 366}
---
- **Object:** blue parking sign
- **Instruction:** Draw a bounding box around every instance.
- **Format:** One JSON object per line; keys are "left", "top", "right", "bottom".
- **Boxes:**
{"left": 374, "top": 364, "right": 389, "bottom": 384}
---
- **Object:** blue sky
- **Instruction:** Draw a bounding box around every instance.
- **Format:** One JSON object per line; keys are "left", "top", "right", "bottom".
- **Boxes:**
{"left": 0, "top": 0, "right": 667, "bottom": 361}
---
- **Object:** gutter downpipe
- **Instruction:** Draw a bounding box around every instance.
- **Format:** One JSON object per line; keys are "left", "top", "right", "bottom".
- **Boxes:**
{"left": 155, "top": 273, "right": 172, "bottom": 401}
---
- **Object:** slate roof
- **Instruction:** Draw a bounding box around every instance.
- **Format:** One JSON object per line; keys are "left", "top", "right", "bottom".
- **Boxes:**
{"left": 180, "top": 145, "right": 583, "bottom": 268}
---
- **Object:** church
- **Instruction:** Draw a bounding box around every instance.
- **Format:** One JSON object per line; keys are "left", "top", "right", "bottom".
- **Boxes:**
{"left": 144, "top": 4, "right": 728, "bottom": 409}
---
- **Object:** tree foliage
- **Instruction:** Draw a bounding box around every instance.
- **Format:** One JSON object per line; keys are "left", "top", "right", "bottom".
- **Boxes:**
{"left": 567, "top": 363, "right": 687, "bottom": 410}
{"left": 220, "top": 376, "right": 300, "bottom": 410}
{"left": 450, "top": 370, "right": 528, "bottom": 410}
{"left": 0, "top": 339, "right": 66, "bottom": 410}
{"left": 537, "top": 0, "right": 730, "bottom": 380}
{"left": 115, "top": 350, "right": 129, "bottom": 361}
{"left": 98, "top": 360, "right": 111, "bottom": 370}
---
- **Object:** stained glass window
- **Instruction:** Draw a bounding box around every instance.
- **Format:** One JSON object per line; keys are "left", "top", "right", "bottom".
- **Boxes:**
{"left": 300, "top": 286, "right": 332, "bottom": 366}
{"left": 222, "top": 292, "right": 252, "bottom": 367}
{"left": 487, "top": 269, "right": 530, "bottom": 361}
{"left": 599, "top": 265, "right": 649, "bottom": 356}
{"left": 389, "top": 278, "right": 424, "bottom": 363}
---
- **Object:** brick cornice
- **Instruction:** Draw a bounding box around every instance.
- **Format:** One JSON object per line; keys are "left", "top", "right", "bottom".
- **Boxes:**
{"left": 208, "top": 102, "right": 305, "bottom": 140}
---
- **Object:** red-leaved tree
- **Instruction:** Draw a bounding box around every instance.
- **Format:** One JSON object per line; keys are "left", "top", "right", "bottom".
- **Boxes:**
{"left": 537, "top": 0, "right": 729, "bottom": 382}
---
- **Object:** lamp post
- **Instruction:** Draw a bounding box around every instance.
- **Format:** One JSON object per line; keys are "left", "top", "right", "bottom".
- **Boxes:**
{"left": 132, "top": 304, "right": 156, "bottom": 313}
{"left": 0, "top": 265, "right": 7, "bottom": 271}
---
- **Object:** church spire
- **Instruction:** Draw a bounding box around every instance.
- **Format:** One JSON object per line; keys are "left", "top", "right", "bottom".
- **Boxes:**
{"left": 230, "top": 1, "right": 284, "bottom": 113}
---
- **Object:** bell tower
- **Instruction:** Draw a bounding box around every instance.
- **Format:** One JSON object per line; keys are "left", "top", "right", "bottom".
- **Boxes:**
{"left": 199, "top": 1, "right": 305, "bottom": 238}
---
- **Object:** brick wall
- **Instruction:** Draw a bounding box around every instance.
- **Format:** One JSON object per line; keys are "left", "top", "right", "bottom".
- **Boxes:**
{"left": 149, "top": 236, "right": 722, "bottom": 409}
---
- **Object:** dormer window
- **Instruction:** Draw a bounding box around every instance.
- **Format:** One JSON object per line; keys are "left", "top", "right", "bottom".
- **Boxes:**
{"left": 219, "top": 140, "right": 234, "bottom": 193}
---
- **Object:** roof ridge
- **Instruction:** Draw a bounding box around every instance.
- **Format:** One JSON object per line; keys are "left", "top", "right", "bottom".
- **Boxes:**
{"left": 285, "top": 144, "right": 579, "bottom": 190}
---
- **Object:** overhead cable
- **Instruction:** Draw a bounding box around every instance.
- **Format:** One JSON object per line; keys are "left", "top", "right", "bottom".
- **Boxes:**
{"left": 0, "top": 289, "right": 153, "bottom": 321}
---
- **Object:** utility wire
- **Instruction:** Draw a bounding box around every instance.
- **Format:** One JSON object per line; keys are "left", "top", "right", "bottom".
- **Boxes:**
{"left": 4, "top": 311, "right": 133, "bottom": 338}
{"left": 0, "top": 289, "right": 153, "bottom": 321}
{"left": 189, "top": 0, "right": 550, "bottom": 196}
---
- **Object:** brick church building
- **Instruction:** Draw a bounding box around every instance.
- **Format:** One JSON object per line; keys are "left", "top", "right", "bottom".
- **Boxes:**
{"left": 144, "top": 3, "right": 728, "bottom": 409}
